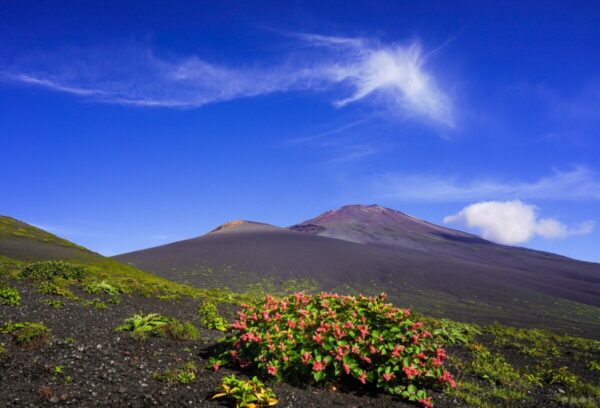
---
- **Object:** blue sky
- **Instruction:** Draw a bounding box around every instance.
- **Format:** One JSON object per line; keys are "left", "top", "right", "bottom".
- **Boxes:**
{"left": 1, "top": 1, "right": 599, "bottom": 261}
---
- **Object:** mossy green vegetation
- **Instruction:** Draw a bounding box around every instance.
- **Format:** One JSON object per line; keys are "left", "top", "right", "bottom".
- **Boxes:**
{"left": 1, "top": 321, "right": 51, "bottom": 348}
{"left": 42, "top": 299, "right": 64, "bottom": 308}
{"left": 0, "top": 283, "right": 20, "bottom": 305}
{"left": 438, "top": 322, "right": 600, "bottom": 408}
{"left": 198, "top": 301, "right": 228, "bottom": 331}
{"left": 116, "top": 313, "right": 200, "bottom": 341}
{"left": 20, "top": 260, "right": 85, "bottom": 281}
{"left": 0, "top": 216, "right": 87, "bottom": 251}
{"left": 152, "top": 361, "right": 197, "bottom": 385}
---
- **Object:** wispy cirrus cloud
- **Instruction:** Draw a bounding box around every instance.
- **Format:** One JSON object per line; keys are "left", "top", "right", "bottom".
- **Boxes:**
{"left": 372, "top": 166, "right": 600, "bottom": 202}
{"left": 0, "top": 33, "right": 454, "bottom": 126}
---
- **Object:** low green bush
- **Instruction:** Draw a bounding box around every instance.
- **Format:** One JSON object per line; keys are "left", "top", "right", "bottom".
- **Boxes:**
{"left": 1, "top": 321, "right": 51, "bottom": 348}
{"left": 84, "top": 280, "right": 122, "bottom": 303}
{"left": 0, "top": 284, "right": 20, "bottom": 306}
{"left": 42, "top": 299, "right": 64, "bottom": 308}
{"left": 35, "top": 281, "right": 79, "bottom": 300}
{"left": 116, "top": 313, "right": 199, "bottom": 341}
{"left": 199, "top": 301, "right": 228, "bottom": 331}
{"left": 152, "top": 361, "right": 197, "bottom": 384}
{"left": 20, "top": 260, "right": 85, "bottom": 281}
{"left": 467, "top": 343, "right": 521, "bottom": 387}
{"left": 211, "top": 375, "right": 278, "bottom": 408}
{"left": 210, "top": 292, "right": 455, "bottom": 407}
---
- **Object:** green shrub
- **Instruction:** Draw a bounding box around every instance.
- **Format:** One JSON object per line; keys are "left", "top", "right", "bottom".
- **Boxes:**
{"left": 588, "top": 361, "right": 600, "bottom": 372}
{"left": 35, "top": 281, "right": 78, "bottom": 300}
{"left": 42, "top": 299, "right": 64, "bottom": 308}
{"left": 210, "top": 292, "right": 454, "bottom": 407}
{"left": 0, "top": 284, "right": 20, "bottom": 306}
{"left": 467, "top": 343, "right": 521, "bottom": 386}
{"left": 425, "top": 318, "right": 481, "bottom": 345}
{"left": 116, "top": 313, "right": 199, "bottom": 341}
{"left": 84, "top": 280, "right": 122, "bottom": 303}
{"left": 211, "top": 375, "right": 278, "bottom": 408}
{"left": 199, "top": 301, "right": 228, "bottom": 331}
{"left": 1, "top": 321, "right": 51, "bottom": 348}
{"left": 543, "top": 366, "right": 579, "bottom": 387}
{"left": 152, "top": 361, "right": 197, "bottom": 385}
{"left": 159, "top": 320, "right": 200, "bottom": 341}
{"left": 20, "top": 261, "right": 85, "bottom": 281}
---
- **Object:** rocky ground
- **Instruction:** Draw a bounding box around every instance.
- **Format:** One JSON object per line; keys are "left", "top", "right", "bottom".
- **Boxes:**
{"left": 1, "top": 280, "right": 599, "bottom": 407}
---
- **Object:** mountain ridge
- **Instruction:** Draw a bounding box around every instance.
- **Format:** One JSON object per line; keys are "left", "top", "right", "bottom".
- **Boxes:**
{"left": 114, "top": 204, "right": 600, "bottom": 335}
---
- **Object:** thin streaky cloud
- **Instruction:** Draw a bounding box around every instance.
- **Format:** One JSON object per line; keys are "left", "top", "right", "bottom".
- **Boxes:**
{"left": 284, "top": 118, "right": 371, "bottom": 146}
{"left": 372, "top": 166, "right": 600, "bottom": 202}
{"left": 1, "top": 33, "right": 455, "bottom": 127}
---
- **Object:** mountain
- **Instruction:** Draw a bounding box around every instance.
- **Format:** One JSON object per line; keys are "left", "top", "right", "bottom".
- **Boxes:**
{"left": 115, "top": 207, "right": 600, "bottom": 337}
{"left": 290, "top": 204, "right": 490, "bottom": 250}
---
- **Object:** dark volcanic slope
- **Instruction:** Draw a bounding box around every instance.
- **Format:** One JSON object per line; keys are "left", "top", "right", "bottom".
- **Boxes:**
{"left": 289, "top": 205, "right": 600, "bottom": 305}
{"left": 290, "top": 204, "right": 488, "bottom": 249}
{"left": 115, "top": 217, "right": 600, "bottom": 334}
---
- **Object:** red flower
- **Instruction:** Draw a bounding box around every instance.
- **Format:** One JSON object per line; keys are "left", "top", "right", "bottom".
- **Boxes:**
{"left": 313, "top": 333, "right": 323, "bottom": 345}
{"left": 267, "top": 364, "right": 277, "bottom": 376}
{"left": 301, "top": 352, "right": 312, "bottom": 365}
{"left": 312, "top": 361, "right": 326, "bottom": 372}
{"left": 418, "top": 397, "right": 433, "bottom": 408}
{"left": 382, "top": 372, "right": 395, "bottom": 382}
{"left": 392, "top": 344, "right": 405, "bottom": 358}
{"left": 343, "top": 362, "right": 351, "bottom": 375}
{"left": 402, "top": 365, "right": 420, "bottom": 380}
{"left": 231, "top": 321, "right": 247, "bottom": 330}
{"left": 440, "top": 370, "right": 457, "bottom": 388}
{"left": 359, "top": 371, "right": 367, "bottom": 384}
{"left": 212, "top": 362, "right": 220, "bottom": 371}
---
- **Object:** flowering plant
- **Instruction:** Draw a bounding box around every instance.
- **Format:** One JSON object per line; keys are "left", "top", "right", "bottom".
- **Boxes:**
{"left": 209, "top": 292, "right": 456, "bottom": 407}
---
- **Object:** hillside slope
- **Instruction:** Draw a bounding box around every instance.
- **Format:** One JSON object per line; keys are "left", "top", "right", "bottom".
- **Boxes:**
{"left": 0, "top": 215, "right": 182, "bottom": 288}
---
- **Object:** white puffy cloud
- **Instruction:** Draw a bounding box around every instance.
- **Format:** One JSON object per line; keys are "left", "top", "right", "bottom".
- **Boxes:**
{"left": 0, "top": 34, "right": 453, "bottom": 126}
{"left": 444, "top": 200, "right": 594, "bottom": 245}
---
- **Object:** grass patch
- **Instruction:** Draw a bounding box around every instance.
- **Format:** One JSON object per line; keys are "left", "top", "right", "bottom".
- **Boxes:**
{"left": 42, "top": 299, "right": 64, "bottom": 308}
{"left": 35, "top": 281, "right": 79, "bottom": 300}
{"left": 0, "top": 283, "right": 20, "bottom": 306}
{"left": 198, "top": 301, "right": 228, "bottom": 331}
{"left": 467, "top": 343, "right": 521, "bottom": 387}
{"left": 1, "top": 321, "right": 51, "bottom": 348}
{"left": 20, "top": 260, "right": 85, "bottom": 282}
{"left": 152, "top": 361, "right": 197, "bottom": 385}
{"left": 84, "top": 279, "right": 122, "bottom": 303}
{"left": 116, "top": 313, "right": 200, "bottom": 341}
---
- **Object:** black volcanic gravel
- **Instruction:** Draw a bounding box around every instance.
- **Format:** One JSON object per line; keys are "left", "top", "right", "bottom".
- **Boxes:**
{"left": 1, "top": 281, "right": 598, "bottom": 407}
